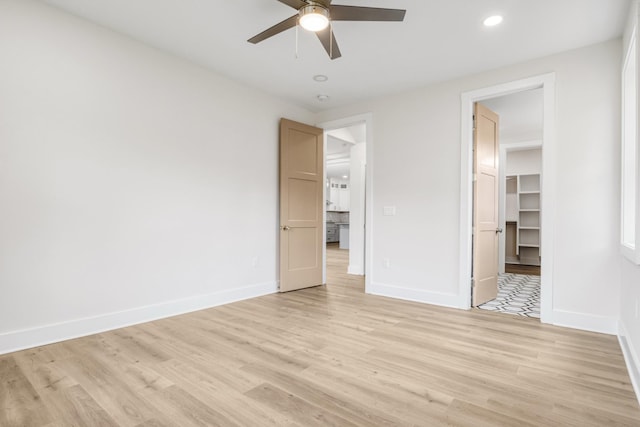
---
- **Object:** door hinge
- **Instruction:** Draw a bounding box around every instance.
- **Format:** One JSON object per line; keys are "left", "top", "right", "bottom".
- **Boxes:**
{"left": 472, "top": 114, "right": 476, "bottom": 131}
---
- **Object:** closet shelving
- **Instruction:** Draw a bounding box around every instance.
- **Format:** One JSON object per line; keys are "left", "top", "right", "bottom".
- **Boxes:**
{"left": 506, "top": 173, "right": 541, "bottom": 266}
{"left": 516, "top": 174, "right": 541, "bottom": 265}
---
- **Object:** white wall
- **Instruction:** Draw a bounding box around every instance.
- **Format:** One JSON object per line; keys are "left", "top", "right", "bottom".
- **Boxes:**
{"left": 348, "top": 143, "right": 366, "bottom": 275}
{"left": 619, "top": 0, "right": 640, "bottom": 403}
{"left": 621, "top": 260, "right": 640, "bottom": 399}
{"left": 0, "top": 0, "right": 313, "bottom": 353}
{"left": 316, "top": 39, "right": 622, "bottom": 331}
{"left": 506, "top": 149, "right": 542, "bottom": 176}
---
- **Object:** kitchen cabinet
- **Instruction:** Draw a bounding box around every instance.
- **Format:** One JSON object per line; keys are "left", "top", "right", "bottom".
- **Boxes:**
{"left": 328, "top": 178, "right": 350, "bottom": 211}
{"left": 326, "top": 222, "right": 339, "bottom": 243}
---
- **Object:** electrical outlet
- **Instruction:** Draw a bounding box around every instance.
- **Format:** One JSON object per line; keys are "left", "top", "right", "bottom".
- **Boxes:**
{"left": 383, "top": 206, "right": 396, "bottom": 216}
{"left": 383, "top": 258, "right": 390, "bottom": 268}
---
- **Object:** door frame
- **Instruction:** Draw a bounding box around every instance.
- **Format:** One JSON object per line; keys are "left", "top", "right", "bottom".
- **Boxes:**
{"left": 459, "top": 73, "right": 556, "bottom": 324}
{"left": 317, "top": 113, "right": 373, "bottom": 291}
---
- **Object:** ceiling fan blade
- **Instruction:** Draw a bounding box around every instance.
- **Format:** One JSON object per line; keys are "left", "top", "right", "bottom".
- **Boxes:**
{"left": 330, "top": 5, "right": 406, "bottom": 22}
{"left": 248, "top": 15, "right": 298, "bottom": 44}
{"left": 316, "top": 27, "right": 342, "bottom": 60}
{"left": 277, "top": 0, "right": 308, "bottom": 9}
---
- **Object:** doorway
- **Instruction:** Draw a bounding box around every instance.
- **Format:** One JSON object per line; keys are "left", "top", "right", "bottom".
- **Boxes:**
{"left": 481, "top": 145, "right": 543, "bottom": 318}
{"left": 459, "top": 74, "right": 556, "bottom": 324}
{"left": 318, "top": 114, "right": 372, "bottom": 290}
{"left": 474, "top": 91, "right": 544, "bottom": 319}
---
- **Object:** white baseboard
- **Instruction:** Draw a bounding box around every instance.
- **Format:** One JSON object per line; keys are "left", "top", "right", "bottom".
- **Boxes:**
{"left": 0, "top": 281, "right": 277, "bottom": 355}
{"left": 368, "top": 284, "right": 618, "bottom": 335}
{"left": 368, "top": 281, "right": 460, "bottom": 309}
{"left": 347, "top": 264, "right": 364, "bottom": 275}
{"left": 552, "top": 309, "right": 619, "bottom": 335}
{"left": 619, "top": 320, "right": 640, "bottom": 406}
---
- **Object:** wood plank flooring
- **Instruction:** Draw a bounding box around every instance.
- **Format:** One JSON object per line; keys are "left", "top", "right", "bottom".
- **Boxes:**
{"left": 505, "top": 263, "right": 541, "bottom": 276}
{"left": 1, "top": 246, "right": 639, "bottom": 426}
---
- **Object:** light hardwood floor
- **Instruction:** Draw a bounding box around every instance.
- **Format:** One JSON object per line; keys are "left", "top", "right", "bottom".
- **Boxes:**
{"left": 1, "top": 245, "right": 639, "bottom": 426}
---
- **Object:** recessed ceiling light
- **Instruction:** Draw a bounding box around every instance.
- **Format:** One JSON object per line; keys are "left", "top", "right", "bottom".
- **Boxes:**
{"left": 483, "top": 15, "right": 503, "bottom": 27}
{"left": 317, "top": 94, "right": 330, "bottom": 102}
{"left": 313, "top": 74, "right": 329, "bottom": 82}
{"left": 342, "top": 175, "right": 349, "bottom": 179}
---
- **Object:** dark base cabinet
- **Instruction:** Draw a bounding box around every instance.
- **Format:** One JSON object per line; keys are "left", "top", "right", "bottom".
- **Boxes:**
{"left": 327, "top": 223, "right": 339, "bottom": 243}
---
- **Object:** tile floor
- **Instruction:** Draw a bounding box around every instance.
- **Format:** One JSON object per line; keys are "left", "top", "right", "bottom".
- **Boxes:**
{"left": 477, "top": 273, "right": 540, "bottom": 318}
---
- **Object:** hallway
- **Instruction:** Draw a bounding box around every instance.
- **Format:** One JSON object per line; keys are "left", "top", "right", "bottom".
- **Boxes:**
{"left": 326, "top": 243, "right": 364, "bottom": 291}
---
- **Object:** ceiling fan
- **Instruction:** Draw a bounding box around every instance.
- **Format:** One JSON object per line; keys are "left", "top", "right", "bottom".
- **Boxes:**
{"left": 248, "top": 0, "right": 406, "bottom": 60}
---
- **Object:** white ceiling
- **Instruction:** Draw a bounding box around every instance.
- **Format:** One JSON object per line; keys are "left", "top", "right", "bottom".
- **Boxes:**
{"left": 326, "top": 159, "right": 351, "bottom": 179}
{"left": 326, "top": 123, "right": 366, "bottom": 179}
{"left": 42, "top": 0, "right": 629, "bottom": 112}
{"left": 482, "top": 88, "right": 543, "bottom": 144}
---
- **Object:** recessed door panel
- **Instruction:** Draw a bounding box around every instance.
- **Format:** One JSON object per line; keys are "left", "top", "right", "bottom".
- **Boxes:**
{"left": 287, "top": 129, "right": 319, "bottom": 176}
{"left": 478, "top": 172, "right": 497, "bottom": 224}
{"left": 477, "top": 114, "right": 498, "bottom": 168}
{"left": 288, "top": 228, "right": 319, "bottom": 270}
{"left": 288, "top": 178, "right": 318, "bottom": 222}
{"left": 476, "top": 230, "right": 498, "bottom": 279}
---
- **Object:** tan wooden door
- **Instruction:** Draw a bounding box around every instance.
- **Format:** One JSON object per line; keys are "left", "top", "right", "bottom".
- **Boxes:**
{"left": 279, "top": 118, "right": 324, "bottom": 292}
{"left": 472, "top": 103, "right": 500, "bottom": 306}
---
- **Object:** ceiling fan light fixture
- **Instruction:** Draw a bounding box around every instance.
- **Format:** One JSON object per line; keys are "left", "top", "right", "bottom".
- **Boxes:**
{"left": 299, "top": 4, "right": 330, "bottom": 32}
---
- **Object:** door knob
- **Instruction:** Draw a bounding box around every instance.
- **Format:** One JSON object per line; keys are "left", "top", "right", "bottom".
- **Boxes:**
{"left": 280, "top": 225, "right": 290, "bottom": 231}
{"left": 496, "top": 228, "right": 503, "bottom": 233}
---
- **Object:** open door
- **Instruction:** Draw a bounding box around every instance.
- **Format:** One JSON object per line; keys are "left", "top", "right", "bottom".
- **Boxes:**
{"left": 472, "top": 103, "right": 500, "bottom": 306}
{"left": 279, "top": 118, "right": 324, "bottom": 292}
